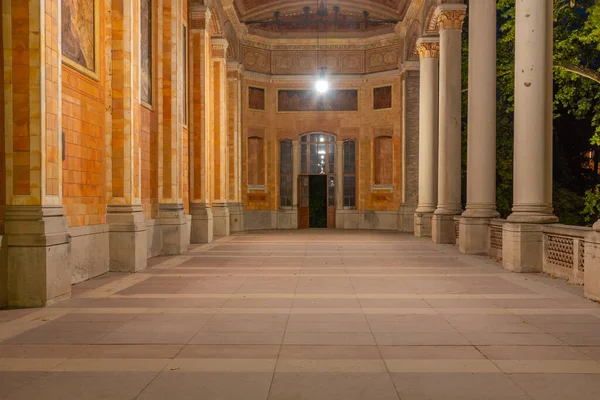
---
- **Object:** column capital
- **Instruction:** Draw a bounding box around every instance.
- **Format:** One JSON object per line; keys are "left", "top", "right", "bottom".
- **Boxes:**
{"left": 189, "top": 4, "right": 211, "bottom": 30}
{"left": 211, "top": 37, "right": 229, "bottom": 59}
{"left": 416, "top": 38, "right": 440, "bottom": 59}
{"left": 226, "top": 61, "right": 244, "bottom": 77}
{"left": 435, "top": 5, "right": 467, "bottom": 31}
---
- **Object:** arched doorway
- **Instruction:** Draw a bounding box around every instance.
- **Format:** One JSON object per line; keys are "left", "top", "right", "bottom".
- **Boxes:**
{"left": 298, "top": 133, "right": 336, "bottom": 229}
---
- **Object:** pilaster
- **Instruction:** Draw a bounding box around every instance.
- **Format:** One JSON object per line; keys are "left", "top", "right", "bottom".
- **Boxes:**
{"left": 108, "top": 0, "right": 147, "bottom": 272}
{"left": 227, "top": 62, "right": 244, "bottom": 233}
{"left": 157, "top": 0, "right": 188, "bottom": 253}
{"left": 399, "top": 69, "right": 420, "bottom": 232}
{"left": 189, "top": 4, "right": 213, "bottom": 242}
{"left": 3, "top": 0, "right": 71, "bottom": 306}
{"left": 211, "top": 38, "right": 230, "bottom": 236}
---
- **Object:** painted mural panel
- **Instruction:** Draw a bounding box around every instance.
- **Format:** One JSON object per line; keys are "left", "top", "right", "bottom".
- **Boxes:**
{"left": 374, "top": 86, "right": 392, "bottom": 110}
{"left": 249, "top": 87, "right": 265, "bottom": 110}
{"left": 278, "top": 90, "right": 358, "bottom": 112}
{"left": 62, "top": 0, "right": 96, "bottom": 72}
{"left": 141, "top": 0, "right": 152, "bottom": 104}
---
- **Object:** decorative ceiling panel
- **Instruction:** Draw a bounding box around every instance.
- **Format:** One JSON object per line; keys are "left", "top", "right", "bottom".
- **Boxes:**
{"left": 234, "top": 0, "right": 411, "bottom": 34}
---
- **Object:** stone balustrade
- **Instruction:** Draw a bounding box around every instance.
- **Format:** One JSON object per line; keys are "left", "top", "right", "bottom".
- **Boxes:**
{"left": 489, "top": 219, "right": 505, "bottom": 260}
{"left": 541, "top": 224, "right": 590, "bottom": 285}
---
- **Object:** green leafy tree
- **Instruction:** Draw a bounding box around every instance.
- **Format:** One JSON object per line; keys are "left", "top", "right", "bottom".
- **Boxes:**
{"left": 462, "top": 0, "right": 600, "bottom": 224}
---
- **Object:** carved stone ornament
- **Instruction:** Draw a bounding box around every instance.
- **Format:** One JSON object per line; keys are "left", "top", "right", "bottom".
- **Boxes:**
{"left": 417, "top": 42, "right": 440, "bottom": 59}
{"left": 211, "top": 40, "right": 229, "bottom": 59}
{"left": 190, "top": 8, "right": 211, "bottom": 30}
{"left": 437, "top": 10, "right": 466, "bottom": 31}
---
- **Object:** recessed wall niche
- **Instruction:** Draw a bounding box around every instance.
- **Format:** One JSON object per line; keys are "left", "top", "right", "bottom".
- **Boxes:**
{"left": 249, "top": 87, "right": 265, "bottom": 110}
{"left": 374, "top": 85, "right": 392, "bottom": 110}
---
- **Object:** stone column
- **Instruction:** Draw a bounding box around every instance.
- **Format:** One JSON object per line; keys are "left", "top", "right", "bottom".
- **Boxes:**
{"left": 503, "top": 0, "right": 557, "bottom": 272}
{"left": 335, "top": 141, "right": 344, "bottom": 228}
{"left": 189, "top": 6, "right": 213, "bottom": 243}
{"left": 459, "top": 0, "right": 500, "bottom": 254}
{"left": 211, "top": 38, "right": 230, "bottom": 236}
{"left": 431, "top": 5, "right": 466, "bottom": 244}
{"left": 414, "top": 39, "right": 439, "bottom": 237}
{"left": 157, "top": 0, "right": 188, "bottom": 255}
{"left": 227, "top": 62, "right": 244, "bottom": 232}
{"left": 106, "top": 0, "right": 147, "bottom": 271}
{"left": 3, "top": 0, "right": 71, "bottom": 306}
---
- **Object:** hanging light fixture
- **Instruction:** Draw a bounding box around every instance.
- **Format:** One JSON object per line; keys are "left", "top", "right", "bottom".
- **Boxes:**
{"left": 315, "top": 0, "right": 329, "bottom": 94}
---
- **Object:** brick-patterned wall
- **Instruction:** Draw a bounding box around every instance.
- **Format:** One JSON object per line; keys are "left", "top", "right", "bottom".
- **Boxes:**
{"left": 182, "top": 126, "right": 190, "bottom": 214}
{"left": 141, "top": 107, "right": 159, "bottom": 219}
{"left": 0, "top": 4, "right": 4, "bottom": 233}
{"left": 403, "top": 70, "right": 420, "bottom": 206}
{"left": 242, "top": 73, "right": 403, "bottom": 212}
{"left": 61, "top": 1, "right": 107, "bottom": 227}
{"left": 10, "top": 0, "right": 31, "bottom": 196}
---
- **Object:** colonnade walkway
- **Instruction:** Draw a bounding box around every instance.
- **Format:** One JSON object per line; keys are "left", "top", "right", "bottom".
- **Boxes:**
{"left": 1, "top": 230, "right": 600, "bottom": 399}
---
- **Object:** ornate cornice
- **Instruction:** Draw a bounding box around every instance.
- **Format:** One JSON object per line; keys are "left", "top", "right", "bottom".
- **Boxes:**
{"left": 211, "top": 38, "right": 229, "bottom": 59}
{"left": 189, "top": 4, "right": 211, "bottom": 31}
{"left": 242, "top": 35, "right": 403, "bottom": 51}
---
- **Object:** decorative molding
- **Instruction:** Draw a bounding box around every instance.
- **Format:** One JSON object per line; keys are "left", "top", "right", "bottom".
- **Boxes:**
{"left": 416, "top": 38, "right": 440, "bottom": 59}
{"left": 433, "top": 4, "right": 467, "bottom": 32}
{"left": 366, "top": 45, "right": 401, "bottom": 73}
{"left": 211, "top": 38, "right": 229, "bottom": 59}
{"left": 189, "top": 5, "right": 211, "bottom": 30}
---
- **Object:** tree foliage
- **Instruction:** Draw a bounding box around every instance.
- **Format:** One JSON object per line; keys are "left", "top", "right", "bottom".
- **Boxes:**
{"left": 463, "top": 0, "right": 600, "bottom": 224}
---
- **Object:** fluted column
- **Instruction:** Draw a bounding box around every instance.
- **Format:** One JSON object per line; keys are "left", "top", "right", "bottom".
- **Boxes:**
{"left": 460, "top": 0, "right": 500, "bottom": 254}
{"left": 414, "top": 38, "right": 440, "bottom": 238}
{"left": 432, "top": 4, "right": 466, "bottom": 244}
{"left": 211, "top": 38, "right": 230, "bottom": 236}
{"left": 503, "top": 0, "right": 557, "bottom": 272}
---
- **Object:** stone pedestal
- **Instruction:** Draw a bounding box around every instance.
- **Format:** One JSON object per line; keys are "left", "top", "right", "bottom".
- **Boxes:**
{"left": 229, "top": 203, "right": 244, "bottom": 233}
{"left": 107, "top": 205, "right": 147, "bottom": 273}
{"left": 584, "top": 230, "right": 600, "bottom": 301}
{"left": 398, "top": 204, "right": 416, "bottom": 233}
{"left": 158, "top": 204, "right": 189, "bottom": 255}
{"left": 414, "top": 212, "right": 433, "bottom": 238}
{"left": 190, "top": 203, "right": 213, "bottom": 244}
{"left": 212, "top": 203, "right": 231, "bottom": 237}
{"left": 502, "top": 223, "right": 544, "bottom": 272}
{"left": 459, "top": 217, "right": 491, "bottom": 255}
{"left": 5, "top": 206, "right": 71, "bottom": 307}
{"left": 432, "top": 214, "right": 457, "bottom": 244}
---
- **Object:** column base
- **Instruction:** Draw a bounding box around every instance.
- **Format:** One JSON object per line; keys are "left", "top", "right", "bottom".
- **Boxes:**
{"left": 397, "top": 204, "right": 416, "bottom": 233}
{"left": 414, "top": 213, "right": 433, "bottom": 238}
{"left": 432, "top": 214, "right": 458, "bottom": 244}
{"left": 158, "top": 204, "right": 189, "bottom": 255}
{"left": 190, "top": 203, "right": 213, "bottom": 244}
{"left": 502, "top": 223, "right": 543, "bottom": 273}
{"left": 212, "top": 203, "right": 231, "bottom": 237}
{"left": 229, "top": 202, "right": 245, "bottom": 233}
{"left": 5, "top": 205, "right": 71, "bottom": 307}
{"left": 584, "top": 231, "right": 600, "bottom": 301}
{"left": 459, "top": 217, "right": 491, "bottom": 255}
{"left": 107, "top": 205, "right": 147, "bottom": 273}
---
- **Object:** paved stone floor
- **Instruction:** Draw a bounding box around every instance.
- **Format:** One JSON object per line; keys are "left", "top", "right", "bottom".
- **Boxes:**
{"left": 1, "top": 230, "right": 600, "bottom": 399}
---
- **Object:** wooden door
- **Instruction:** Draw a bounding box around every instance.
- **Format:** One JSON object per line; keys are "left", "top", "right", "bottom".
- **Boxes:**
{"left": 298, "top": 175, "right": 309, "bottom": 229}
{"left": 327, "top": 175, "right": 336, "bottom": 228}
